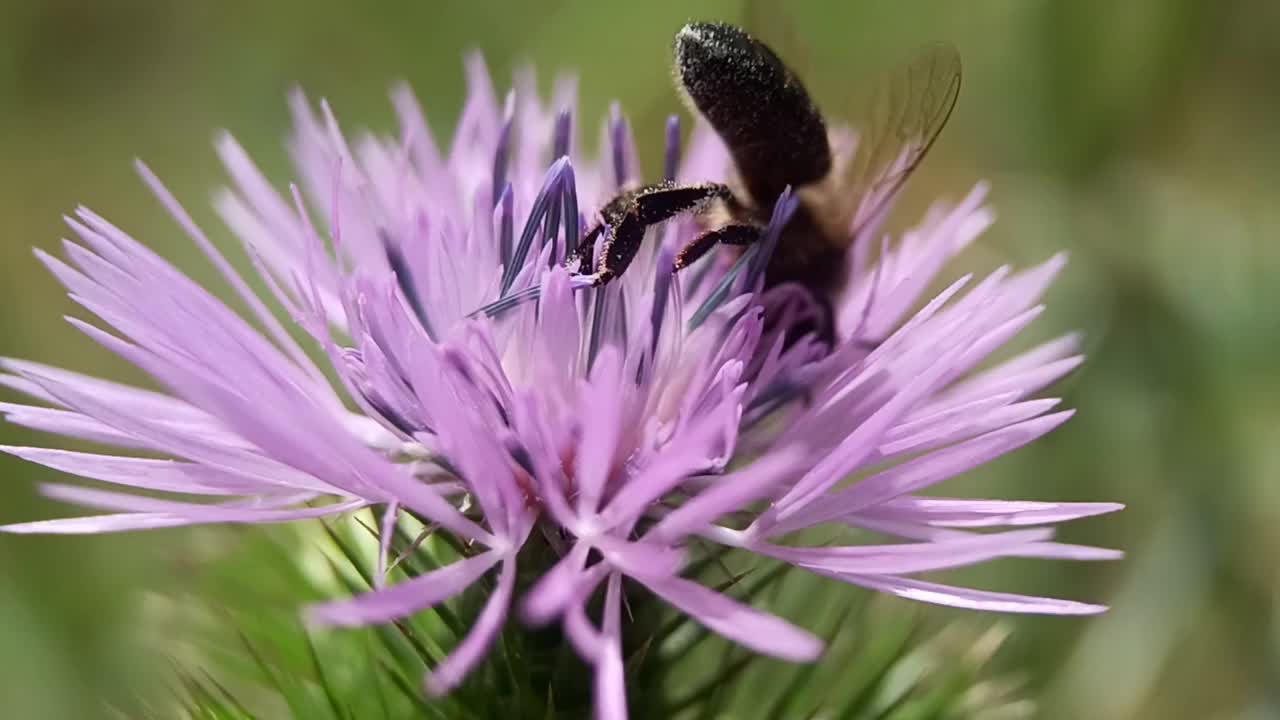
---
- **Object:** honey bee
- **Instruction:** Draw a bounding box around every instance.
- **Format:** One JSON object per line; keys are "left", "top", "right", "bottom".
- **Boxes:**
{"left": 566, "top": 21, "right": 961, "bottom": 343}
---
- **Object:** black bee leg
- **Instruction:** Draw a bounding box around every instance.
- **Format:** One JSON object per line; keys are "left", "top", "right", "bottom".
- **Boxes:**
{"left": 673, "top": 223, "right": 761, "bottom": 271}
{"left": 630, "top": 181, "right": 733, "bottom": 223}
{"left": 568, "top": 224, "right": 603, "bottom": 275}
{"left": 581, "top": 214, "right": 646, "bottom": 286}
{"left": 574, "top": 181, "right": 733, "bottom": 286}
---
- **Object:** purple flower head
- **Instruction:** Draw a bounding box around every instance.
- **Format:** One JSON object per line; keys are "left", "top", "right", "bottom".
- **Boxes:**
{"left": 1, "top": 53, "right": 1120, "bottom": 717}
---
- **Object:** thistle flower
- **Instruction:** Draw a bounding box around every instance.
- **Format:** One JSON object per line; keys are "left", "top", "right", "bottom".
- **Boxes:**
{"left": 1, "top": 54, "right": 1120, "bottom": 718}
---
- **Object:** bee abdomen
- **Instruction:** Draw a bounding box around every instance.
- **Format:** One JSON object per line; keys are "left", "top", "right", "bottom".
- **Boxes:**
{"left": 674, "top": 22, "right": 832, "bottom": 209}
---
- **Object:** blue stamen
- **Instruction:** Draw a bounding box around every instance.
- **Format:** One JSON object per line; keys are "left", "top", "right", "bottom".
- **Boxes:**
{"left": 587, "top": 284, "right": 610, "bottom": 372}
{"left": 496, "top": 183, "right": 514, "bottom": 268}
{"left": 746, "top": 187, "right": 798, "bottom": 290}
{"left": 650, "top": 246, "right": 675, "bottom": 354}
{"left": 688, "top": 244, "right": 758, "bottom": 331}
{"left": 469, "top": 285, "right": 542, "bottom": 319}
{"left": 614, "top": 287, "right": 629, "bottom": 350}
{"left": 491, "top": 93, "right": 514, "bottom": 208}
{"left": 501, "top": 156, "right": 569, "bottom": 295}
{"left": 553, "top": 108, "right": 572, "bottom": 161}
{"left": 382, "top": 231, "right": 436, "bottom": 341}
{"left": 542, "top": 188, "right": 562, "bottom": 264}
{"left": 609, "top": 104, "right": 628, "bottom": 189}
{"left": 560, "top": 167, "right": 579, "bottom": 268}
{"left": 664, "top": 115, "right": 681, "bottom": 182}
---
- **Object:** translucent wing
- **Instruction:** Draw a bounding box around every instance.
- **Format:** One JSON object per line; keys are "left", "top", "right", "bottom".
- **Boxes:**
{"left": 843, "top": 43, "right": 962, "bottom": 240}
{"left": 740, "top": 0, "right": 813, "bottom": 82}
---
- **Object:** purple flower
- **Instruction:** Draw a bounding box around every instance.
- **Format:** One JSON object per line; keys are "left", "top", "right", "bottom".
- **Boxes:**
{"left": 1, "top": 54, "right": 1120, "bottom": 717}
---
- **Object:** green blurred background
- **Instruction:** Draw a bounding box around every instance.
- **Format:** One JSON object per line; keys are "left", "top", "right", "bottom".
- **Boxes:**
{"left": 0, "top": 1, "right": 1277, "bottom": 717}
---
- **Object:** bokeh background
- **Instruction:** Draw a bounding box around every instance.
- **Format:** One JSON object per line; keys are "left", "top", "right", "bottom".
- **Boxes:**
{"left": 0, "top": 1, "right": 1277, "bottom": 718}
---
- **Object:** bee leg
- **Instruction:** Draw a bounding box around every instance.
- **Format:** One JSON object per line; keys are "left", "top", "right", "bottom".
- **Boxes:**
{"left": 566, "top": 224, "right": 603, "bottom": 275}
{"left": 673, "top": 223, "right": 761, "bottom": 271}
{"left": 590, "top": 212, "right": 649, "bottom": 286}
{"left": 574, "top": 181, "right": 734, "bottom": 286}
{"left": 631, "top": 181, "right": 733, "bottom": 223}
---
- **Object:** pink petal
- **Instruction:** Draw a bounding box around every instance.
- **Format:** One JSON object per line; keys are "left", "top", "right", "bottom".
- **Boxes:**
{"left": 591, "top": 534, "right": 683, "bottom": 578}
{"left": 0, "top": 402, "right": 153, "bottom": 450}
{"left": 0, "top": 446, "right": 261, "bottom": 496}
{"left": 775, "top": 342, "right": 968, "bottom": 516}
{"left": 650, "top": 448, "right": 803, "bottom": 542}
{"left": 1, "top": 358, "right": 216, "bottom": 422}
{"left": 881, "top": 397, "right": 1062, "bottom": 458}
{"left": 576, "top": 347, "right": 625, "bottom": 515}
{"left": 135, "top": 161, "right": 330, "bottom": 391}
{"left": 426, "top": 556, "right": 516, "bottom": 695}
{"left": 1, "top": 513, "right": 208, "bottom": 534}
{"left": 595, "top": 575, "right": 628, "bottom": 720}
{"left": 840, "top": 574, "right": 1108, "bottom": 615}
{"left": 375, "top": 501, "right": 400, "bottom": 589}
{"left": 307, "top": 551, "right": 500, "bottom": 627}
{"left": 521, "top": 543, "right": 599, "bottom": 625}
{"left": 598, "top": 428, "right": 723, "bottom": 530}
{"left": 37, "top": 483, "right": 364, "bottom": 523}
{"left": 771, "top": 411, "right": 1074, "bottom": 536}
{"left": 872, "top": 497, "right": 1125, "bottom": 528}
{"left": 756, "top": 528, "right": 1054, "bottom": 575}
{"left": 843, "top": 515, "right": 1123, "bottom": 562}
{"left": 637, "top": 574, "right": 823, "bottom": 662}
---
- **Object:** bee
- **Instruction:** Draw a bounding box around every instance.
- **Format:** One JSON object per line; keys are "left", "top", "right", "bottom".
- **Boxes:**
{"left": 566, "top": 21, "right": 961, "bottom": 344}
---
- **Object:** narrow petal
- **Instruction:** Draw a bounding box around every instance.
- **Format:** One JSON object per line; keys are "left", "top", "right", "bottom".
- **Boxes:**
{"left": 591, "top": 534, "right": 683, "bottom": 578}
{"left": 770, "top": 411, "right": 1074, "bottom": 536}
{"left": 426, "top": 556, "right": 516, "bottom": 695}
{"left": 881, "top": 398, "right": 1062, "bottom": 458}
{"left": 756, "top": 528, "right": 1054, "bottom": 575}
{"left": 307, "top": 551, "right": 500, "bottom": 627}
{"left": 870, "top": 497, "right": 1125, "bottom": 528}
{"left": 376, "top": 501, "right": 400, "bottom": 588}
{"left": 838, "top": 573, "right": 1108, "bottom": 615}
{"left": 135, "top": 161, "right": 332, "bottom": 391}
{"left": 576, "top": 347, "right": 625, "bottom": 515}
{"left": 0, "top": 402, "right": 154, "bottom": 450}
{"left": 1, "top": 513, "right": 209, "bottom": 534}
{"left": 939, "top": 356, "right": 1083, "bottom": 409}
{"left": 775, "top": 343, "right": 967, "bottom": 515}
{"left": 521, "top": 542, "right": 594, "bottom": 625}
{"left": 595, "top": 574, "right": 628, "bottom": 720}
{"left": 599, "top": 405, "right": 738, "bottom": 529}
{"left": 1, "top": 358, "right": 220, "bottom": 422}
{"left": 25, "top": 365, "right": 342, "bottom": 495}
{"left": 650, "top": 448, "right": 803, "bottom": 542}
{"left": 0, "top": 446, "right": 262, "bottom": 496}
{"left": 842, "top": 514, "right": 1123, "bottom": 562}
{"left": 37, "top": 483, "right": 365, "bottom": 524}
{"left": 637, "top": 574, "right": 823, "bottom": 662}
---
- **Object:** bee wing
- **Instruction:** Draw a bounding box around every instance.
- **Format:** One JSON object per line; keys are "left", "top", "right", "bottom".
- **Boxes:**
{"left": 842, "top": 43, "right": 962, "bottom": 241}
{"left": 740, "top": 0, "right": 813, "bottom": 80}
